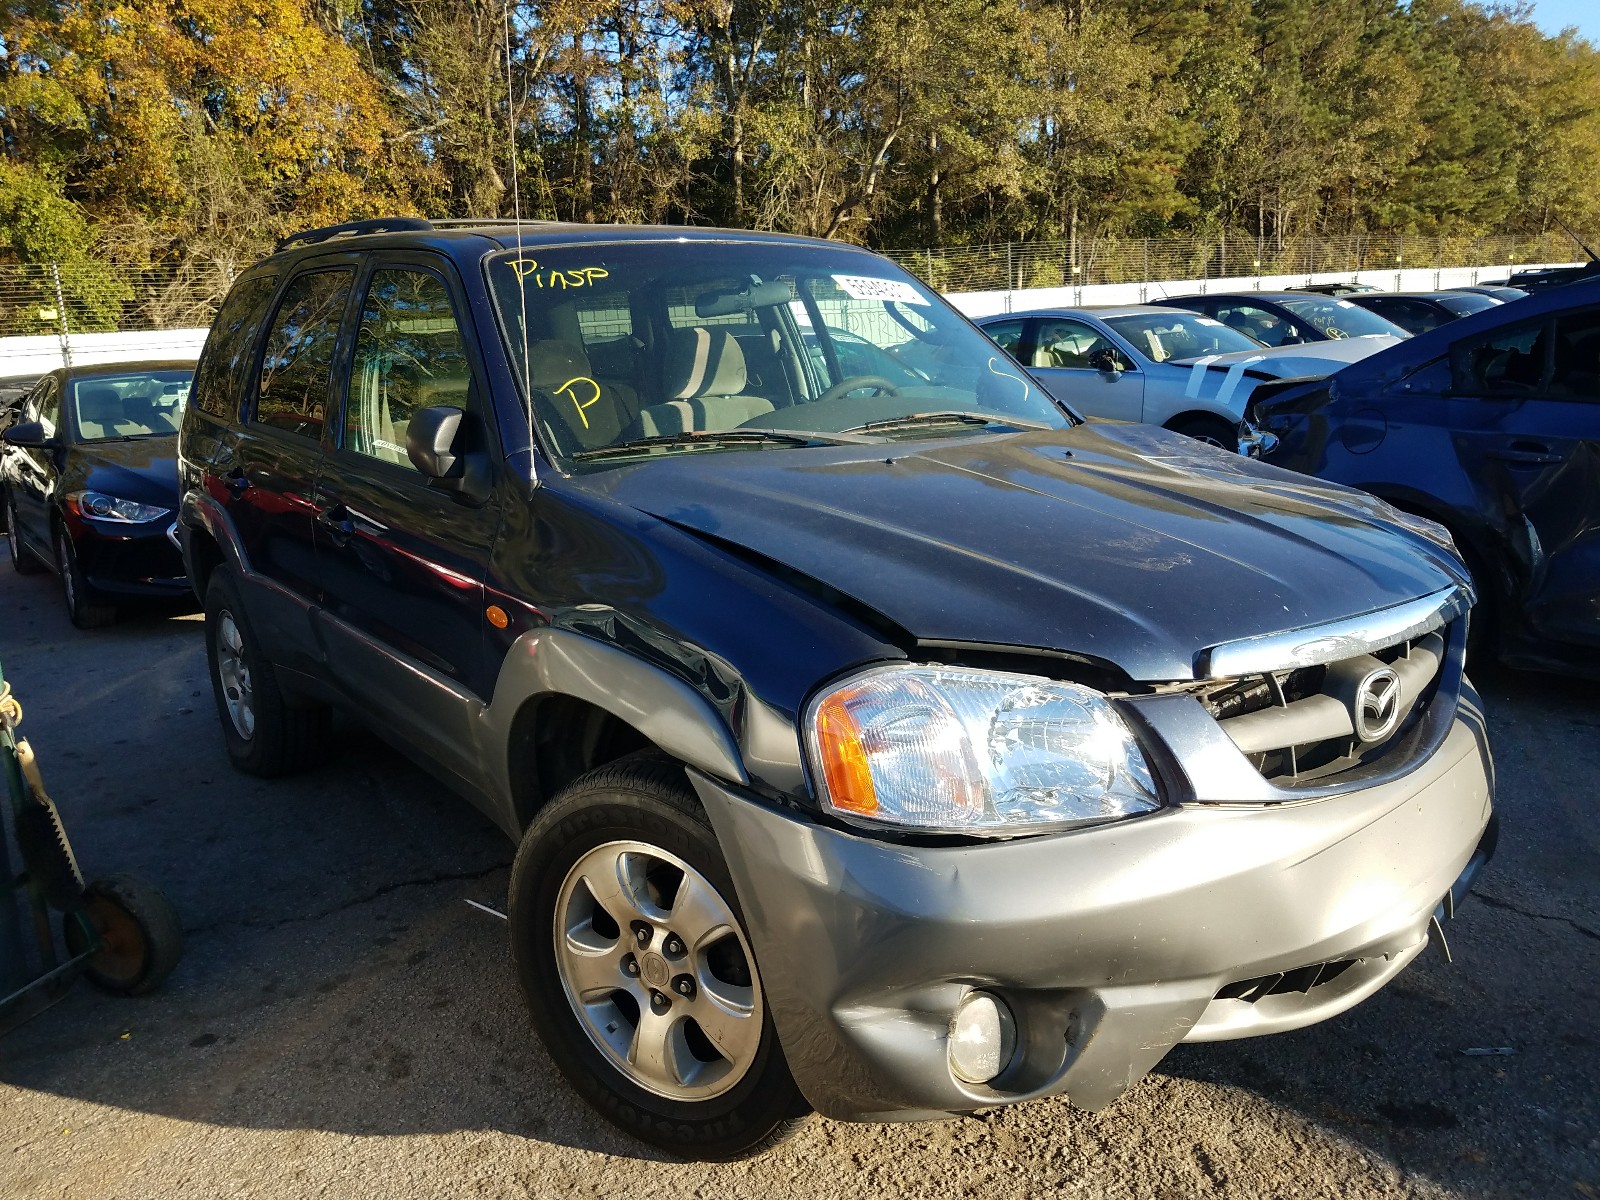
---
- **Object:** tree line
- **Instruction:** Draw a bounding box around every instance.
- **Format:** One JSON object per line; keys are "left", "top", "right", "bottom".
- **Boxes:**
{"left": 2, "top": 0, "right": 1598, "bottom": 299}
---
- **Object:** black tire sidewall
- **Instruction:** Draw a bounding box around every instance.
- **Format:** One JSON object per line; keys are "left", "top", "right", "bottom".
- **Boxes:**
{"left": 204, "top": 571, "right": 269, "bottom": 772}
{"left": 1168, "top": 414, "right": 1238, "bottom": 448}
{"left": 509, "top": 767, "right": 806, "bottom": 1158}
{"left": 55, "top": 524, "right": 112, "bottom": 627}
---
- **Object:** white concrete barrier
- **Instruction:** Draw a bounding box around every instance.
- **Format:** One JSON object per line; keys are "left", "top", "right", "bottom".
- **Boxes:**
{"left": 0, "top": 328, "right": 209, "bottom": 378}
{"left": 944, "top": 262, "right": 1578, "bottom": 318}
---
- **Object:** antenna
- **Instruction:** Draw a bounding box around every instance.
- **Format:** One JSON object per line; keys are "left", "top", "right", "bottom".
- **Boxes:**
{"left": 1554, "top": 215, "right": 1600, "bottom": 264}
{"left": 503, "top": 0, "right": 534, "bottom": 473}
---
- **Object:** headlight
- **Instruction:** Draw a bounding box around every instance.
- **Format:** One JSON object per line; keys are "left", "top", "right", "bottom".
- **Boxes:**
{"left": 70, "top": 491, "right": 170, "bottom": 524}
{"left": 804, "top": 664, "right": 1159, "bottom": 837}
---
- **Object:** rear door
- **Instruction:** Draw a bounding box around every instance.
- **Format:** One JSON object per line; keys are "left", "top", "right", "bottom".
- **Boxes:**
{"left": 311, "top": 254, "right": 503, "bottom": 786}
{"left": 1025, "top": 317, "right": 1144, "bottom": 421}
{"left": 230, "top": 259, "right": 359, "bottom": 670}
{"left": 1448, "top": 305, "right": 1600, "bottom": 647}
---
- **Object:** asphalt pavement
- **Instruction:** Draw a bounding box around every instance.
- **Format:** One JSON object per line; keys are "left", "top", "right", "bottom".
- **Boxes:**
{"left": 0, "top": 561, "right": 1596, "bottom": 1199}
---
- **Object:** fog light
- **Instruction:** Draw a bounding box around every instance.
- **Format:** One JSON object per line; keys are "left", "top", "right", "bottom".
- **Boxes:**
{"left": 948, "top": 991, "right": 1016, "bottom": 1085}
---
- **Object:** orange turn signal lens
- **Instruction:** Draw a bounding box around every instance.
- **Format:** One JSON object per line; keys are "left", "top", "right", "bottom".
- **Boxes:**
{"left": 485, "top": 605, "right": 510, "bottom": 630}
{"left": 812, "top": 688, "right": 878, "bottom": 817}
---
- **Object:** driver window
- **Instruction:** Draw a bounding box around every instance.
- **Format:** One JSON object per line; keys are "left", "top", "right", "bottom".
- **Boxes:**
{"left": 1033, "top": 319, "right": 1125, "bottom": 370}
{"left": 1453, "top": 320, "right": 1548, "bottom": 396}
{"left": 34, "top": 380, "right": 61, "bottom": 438}
{"left": 1548, "top": 310, "right": 1600, "bottom": 401}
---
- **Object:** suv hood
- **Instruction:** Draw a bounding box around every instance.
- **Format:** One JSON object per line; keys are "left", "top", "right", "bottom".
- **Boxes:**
{"left": 589, "top": 424, "right": 1464, "bottom": 682}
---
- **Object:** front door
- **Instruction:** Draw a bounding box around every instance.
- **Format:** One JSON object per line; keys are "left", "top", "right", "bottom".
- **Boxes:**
{"left": 312, "top": 257, "right": 502, "bottom": 788}
{"left": 11, "top": 376, "right": 62, "bottom": 552}
{"left": 1448, "top": 305, "right": 1600, "bottom": 648}
{"left": 1025, "top": 317, "right": 1145, "bottom": 422}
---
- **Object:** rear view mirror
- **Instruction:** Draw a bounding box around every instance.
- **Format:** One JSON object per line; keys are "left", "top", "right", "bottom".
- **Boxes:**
{"left": 2, "top": 420, "right": 54, "bottom": 449}
{"left": 406, "top": 405, "right": 490, "bottom": 504}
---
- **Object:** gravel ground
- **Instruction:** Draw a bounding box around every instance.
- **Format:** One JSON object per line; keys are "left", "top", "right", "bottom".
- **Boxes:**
{"left": 0, "top": 562, "right": 1596, "bottom": 1200}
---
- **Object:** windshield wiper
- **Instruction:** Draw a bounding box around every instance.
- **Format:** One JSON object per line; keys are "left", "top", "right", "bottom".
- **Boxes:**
{"left": 842, "top": 411, "right": 1055, "bottom": 435}
{"left": 570, "top": 429, "right": 825, "bottom": 462}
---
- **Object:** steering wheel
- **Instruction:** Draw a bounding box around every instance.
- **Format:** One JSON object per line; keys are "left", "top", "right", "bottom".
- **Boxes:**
{"left": 815, "top": 375, "right": 903, "bottom": 404}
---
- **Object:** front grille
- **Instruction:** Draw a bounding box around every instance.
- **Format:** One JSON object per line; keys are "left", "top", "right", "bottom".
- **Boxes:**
{"left": 1189, "top": 629, "right": 1448, "bottom": 784}
{"left": 1215, "top": 958, "right": 1359, "bottom": 1003}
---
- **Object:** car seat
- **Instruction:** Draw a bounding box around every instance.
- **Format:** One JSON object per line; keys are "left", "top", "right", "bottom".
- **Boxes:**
{"left": 75, "top": 386, "right": 135, "bottom": 439}
{"left": 526, "top": 339, "right": 637, "bottom": 452}
{"left": 626, "top": 329, "right": 775, "bottom": 437}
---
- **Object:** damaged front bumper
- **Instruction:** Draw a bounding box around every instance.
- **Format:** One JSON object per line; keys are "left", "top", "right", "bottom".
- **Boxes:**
{"left": 691, "top": 708, "right": 1494, "bottom": 1123}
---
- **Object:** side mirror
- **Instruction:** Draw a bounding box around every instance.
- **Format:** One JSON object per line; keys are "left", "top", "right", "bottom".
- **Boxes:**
{"left": 1087, "top": 348, "right": 1123, "bottom": 378}
{"left": 406, "top": 405, "right": 490, "bottom": 504}
{"left": 2, "top": 420, "right": 53, "bottom": 449}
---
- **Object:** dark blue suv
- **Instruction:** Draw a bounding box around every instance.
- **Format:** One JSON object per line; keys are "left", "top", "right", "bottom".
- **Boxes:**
{"left": 1255, "top": 279, "right": 1600, "bottom": 675}
{"left": 178, "top": 218, "right": 1494, "bottom": 1159}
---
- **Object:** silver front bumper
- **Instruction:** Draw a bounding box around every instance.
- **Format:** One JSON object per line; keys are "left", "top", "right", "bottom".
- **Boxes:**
{"left": 692, "top": 711, "right": 1494, "bottom": 1122}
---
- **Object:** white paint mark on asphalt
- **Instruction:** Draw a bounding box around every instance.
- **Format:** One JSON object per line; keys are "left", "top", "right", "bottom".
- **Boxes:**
{"left": 465, "top": 899, "right": 507, "bottom": 921}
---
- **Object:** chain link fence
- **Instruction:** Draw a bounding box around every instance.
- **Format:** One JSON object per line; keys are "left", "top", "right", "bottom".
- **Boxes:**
{"left": 0, "top": 231, "right": 1592, "bottom": 340}
{"left": 885, "top": 231, "right": 1593, "bottom": 293}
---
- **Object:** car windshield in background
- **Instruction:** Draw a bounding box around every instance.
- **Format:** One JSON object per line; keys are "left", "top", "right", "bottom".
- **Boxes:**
{"left": 1101, "top": 312, "right": 1263, "bottom": 362}
{"left": 485, "top": 243, "right": 1067, "bottom": 464}
{"left": 1279, "top": 297, "right": 1404, "bottom": 339}
{"left": 70, "top": 371, "right": 192, "bottom": 441}
{"left": 1437, "top": 293, "right": 1502, "bottom": 316}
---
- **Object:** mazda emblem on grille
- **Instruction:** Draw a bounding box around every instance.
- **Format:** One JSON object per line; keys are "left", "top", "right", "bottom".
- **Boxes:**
{"left": 1353, "top": 667, "right": 1403, "bottom": 742}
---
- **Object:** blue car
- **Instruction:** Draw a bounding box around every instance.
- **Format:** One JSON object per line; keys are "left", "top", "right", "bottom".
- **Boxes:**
{"left": 1254, "top": 279, "right": 1600, "bottom": 674}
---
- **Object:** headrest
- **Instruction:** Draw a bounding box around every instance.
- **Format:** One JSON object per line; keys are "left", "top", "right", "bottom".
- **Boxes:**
{"left": 77, "top": 386, "right": 124, "bottom": 424}
{"left": 665, "top": 328, "right": 746, "bottom": 399}
{"left": 526, "top": 340, "right": 593, "bottom": 390}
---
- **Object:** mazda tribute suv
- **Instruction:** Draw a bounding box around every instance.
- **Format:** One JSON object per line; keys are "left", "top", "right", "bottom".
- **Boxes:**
{"left": 178, "top": 218, "right": 1495, "bottom": 1160}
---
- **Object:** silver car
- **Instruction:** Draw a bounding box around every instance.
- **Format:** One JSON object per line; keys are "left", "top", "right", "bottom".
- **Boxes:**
{"left": 977, "top": 305, "right": 1400, "bottom": 448}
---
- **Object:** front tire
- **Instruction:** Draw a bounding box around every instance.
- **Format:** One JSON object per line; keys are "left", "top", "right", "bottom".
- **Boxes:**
{"left": 55, "top": 525, "right": 116, "bottom": 628}
{"left": 204, "top": 570, "right": 331, "bottom": 776}
{"left": 508, "top": 755, "right": 811, "bottom": 1160}
{"left": 6, "top": 493, "right": 44, "bottom": 574}
{"left": 1165, "top": 413, "right": 1240, "bottom": 450}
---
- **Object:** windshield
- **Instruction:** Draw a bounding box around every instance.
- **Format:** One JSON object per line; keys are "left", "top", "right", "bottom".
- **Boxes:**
{"left": 1102, "top": 312, "right": 1263, "bottom": 362}
{"left": 70, "top": 370, "right": 192, "bottom": 441}
{"left": 1437, "top": 293, "right": 1501, "bottom": 316}
{"left": 486, "top": 242, "right": 1066, "bottom": 464}
{"left": 1279, "top": 297, "right": 1405, "bottom": 339}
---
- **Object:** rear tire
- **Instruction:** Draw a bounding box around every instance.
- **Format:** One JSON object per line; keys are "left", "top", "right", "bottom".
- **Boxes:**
{"left": 55, "top": 526, "right": 117, "bottom": 628}
{"left": 508, "top": 754, "right": 811, "bottom": 1160}
{"left": 1165, "top": 413, "right": 1240, "bottom": 450}
{"left": 65, "top": 873, "right": 184, "bottom": 997}
{"left": 5, "top": 493, "right": 44, "bottom": 574}
{"left": 204, "top": 570, "right": 331, "bottom": 777}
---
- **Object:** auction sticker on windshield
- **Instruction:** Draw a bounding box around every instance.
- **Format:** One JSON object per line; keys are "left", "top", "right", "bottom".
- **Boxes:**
{"left": 832, "top": 275, "right": 929, "bottom": 305}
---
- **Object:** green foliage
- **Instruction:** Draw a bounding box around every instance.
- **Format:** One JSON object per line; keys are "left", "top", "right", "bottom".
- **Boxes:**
{"left": 0, "top": 0, "right": 1597, "bottom": 266}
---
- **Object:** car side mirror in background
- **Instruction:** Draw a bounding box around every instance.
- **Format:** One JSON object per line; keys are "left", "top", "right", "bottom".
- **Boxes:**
{"left": 1, "top": 420, "right": 55, "bottom": 449}
{"left": 406, "top": 405, "right": 490, "bottom": 504}
{"left": 1087, "top": 348, "right": 1124, "bottom": 379}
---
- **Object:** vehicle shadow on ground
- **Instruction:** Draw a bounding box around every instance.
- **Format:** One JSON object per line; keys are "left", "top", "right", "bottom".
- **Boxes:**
{"left": 2, "top": 607, "right": 1596, "bottom": 1189}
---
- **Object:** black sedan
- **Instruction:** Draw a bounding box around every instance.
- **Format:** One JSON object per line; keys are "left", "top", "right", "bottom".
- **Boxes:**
{"left": 1342, "top": 290, "right": 1502, "bottom": 335}
{"left": 2, "top": 361, "right": 194, "bottom": 627}
{"left": 1253, "top": 279, "right": 1600, "bottom": 674}
{"left": 1153, "top": 292, "right": 1409, "bottom": 347}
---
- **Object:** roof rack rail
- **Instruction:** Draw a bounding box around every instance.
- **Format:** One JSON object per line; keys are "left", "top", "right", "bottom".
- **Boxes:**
{"left": 275, "top": 216, "right": 564, "bottom": 252}
{"left": 276, "top": 218, "right": 434, "bottom": 252}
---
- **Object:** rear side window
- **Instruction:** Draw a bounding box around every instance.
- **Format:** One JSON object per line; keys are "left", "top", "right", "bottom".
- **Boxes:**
{"left": 254, "top": 269, "right": 354, "bottom": 441}
{"left": 1453, "top": 318, "right": 1547, "bottom": 396}
{"left": 193, "top": 274, "right": 278, "bottom": 419}
{"left": 345, "top": 269, "right": 472, "bottom": 469}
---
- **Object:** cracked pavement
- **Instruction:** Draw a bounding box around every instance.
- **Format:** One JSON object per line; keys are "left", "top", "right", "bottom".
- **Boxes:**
{"left": 1, "top": 564, "right": 1596, "bottom": 1199}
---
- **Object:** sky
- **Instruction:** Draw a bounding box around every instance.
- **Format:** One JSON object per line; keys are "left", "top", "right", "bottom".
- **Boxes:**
{"left": 1529, "top": 0, "right": 1600, "bottom": 43}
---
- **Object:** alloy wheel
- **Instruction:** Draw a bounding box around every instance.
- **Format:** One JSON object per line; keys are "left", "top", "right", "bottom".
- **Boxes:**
{"left": 553, "top": 839, "right": 763, "bottom": 1101}
{"left": 214, "top": 610, "right": 256, "bottom": 739}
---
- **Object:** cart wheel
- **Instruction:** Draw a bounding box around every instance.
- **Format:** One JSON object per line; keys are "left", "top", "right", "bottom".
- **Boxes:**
{"left": 63, "top": 874, "right": 184, "bottom": 997}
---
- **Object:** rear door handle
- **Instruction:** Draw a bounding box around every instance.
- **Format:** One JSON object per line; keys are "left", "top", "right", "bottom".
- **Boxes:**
{"left": 1487, "top": 442, "right": 1564, "bottom": 465}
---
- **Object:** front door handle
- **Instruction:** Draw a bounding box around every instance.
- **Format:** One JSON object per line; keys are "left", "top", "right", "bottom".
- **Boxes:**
{"left": 1487, "top": 442, "right": 1564, "bottom": 466}
{"left": 314, "top": 506, "right": 355, "bottom": 547}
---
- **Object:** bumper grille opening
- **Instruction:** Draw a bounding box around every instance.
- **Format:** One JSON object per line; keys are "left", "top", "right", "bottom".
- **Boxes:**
{"left": 1192, "top": 628, "right": 1450, "bottom": 785}
{"left": 1215, "top": 958, "right": 1358, "bottom": 1003}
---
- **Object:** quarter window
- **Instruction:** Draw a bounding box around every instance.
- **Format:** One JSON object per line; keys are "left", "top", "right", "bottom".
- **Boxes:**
{"left": 194, "top": 275, "right": 278, "bottom": 419}
{"left": 255, "top": 270, "right": 354, "bottom": 440}
{"left": 346, "top": 270, "right": 472, "bottom": 468}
